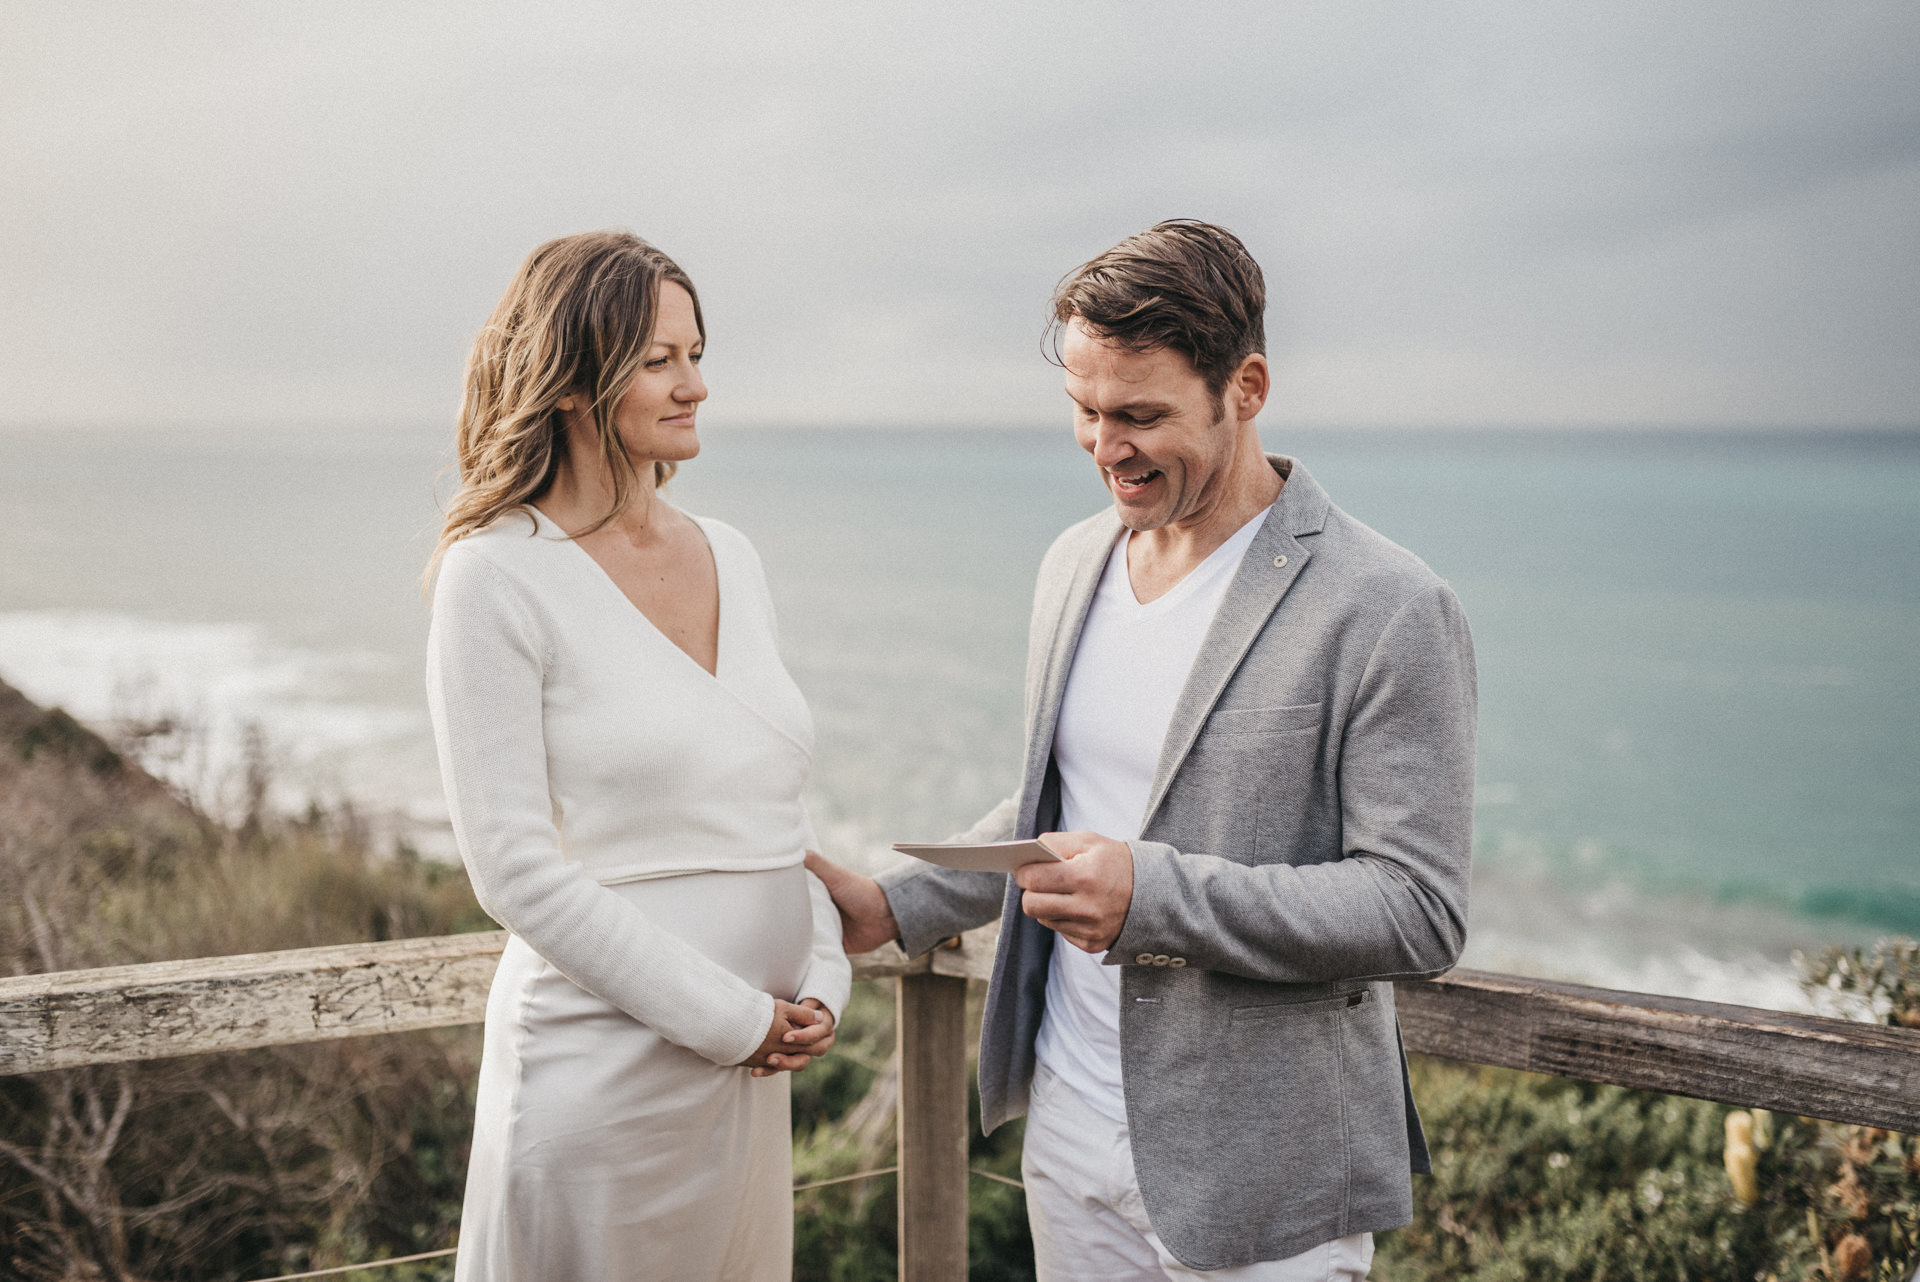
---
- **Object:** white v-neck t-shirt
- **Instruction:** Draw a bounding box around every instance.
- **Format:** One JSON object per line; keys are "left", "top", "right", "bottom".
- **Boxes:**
{"left": 1033, "top": 511, "right": 1269, "bottom": 1121}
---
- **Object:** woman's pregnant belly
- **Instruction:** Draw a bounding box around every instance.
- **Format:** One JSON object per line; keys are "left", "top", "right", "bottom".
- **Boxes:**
{"left": 465, "top": 864, "right": 812, "bottom": 1257}
{"left": 606, "top": 862, "right": 813, "bottom": 999}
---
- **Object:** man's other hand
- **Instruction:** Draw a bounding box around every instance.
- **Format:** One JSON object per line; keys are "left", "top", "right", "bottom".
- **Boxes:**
{"left": 1016, "top": 831, "right": 1134, "bottom": 952}
{"left": 804, "top": 851, "right": 901, "bottom": 954}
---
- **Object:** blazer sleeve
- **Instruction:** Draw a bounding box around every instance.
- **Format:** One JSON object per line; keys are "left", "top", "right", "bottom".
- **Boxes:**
{"left": 1110, "top": 581, "right": 1477, "bottom": 983}
{"left": 877, "top": 795, "right": 1019, "bottom": 959}
{"left": 426, "top": 544, "right": 775, "bottom": 1066}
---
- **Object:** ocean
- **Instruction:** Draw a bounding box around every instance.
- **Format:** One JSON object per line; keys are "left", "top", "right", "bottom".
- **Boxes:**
{"left": 2, "top": 423, "right": 1915, "bottom": 1010}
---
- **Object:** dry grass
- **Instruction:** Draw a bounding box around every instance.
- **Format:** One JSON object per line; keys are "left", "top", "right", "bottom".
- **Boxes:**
{"left": 0, "top": 678, "right": 487, "bottom": 1281}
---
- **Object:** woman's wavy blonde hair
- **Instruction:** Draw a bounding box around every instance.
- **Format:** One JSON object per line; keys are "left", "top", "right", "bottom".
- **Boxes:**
{"left": 430, "top": 230, "right": 705, "bottom": 582}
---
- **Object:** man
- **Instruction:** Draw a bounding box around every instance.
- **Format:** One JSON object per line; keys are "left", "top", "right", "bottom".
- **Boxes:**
{"left": 807, "top": 220, "right": 1476, "bottom": 1280}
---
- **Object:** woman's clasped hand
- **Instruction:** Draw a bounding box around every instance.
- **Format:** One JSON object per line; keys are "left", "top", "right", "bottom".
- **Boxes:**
{"left": 743, "top": 997, "right": 838, "bottom": 1077}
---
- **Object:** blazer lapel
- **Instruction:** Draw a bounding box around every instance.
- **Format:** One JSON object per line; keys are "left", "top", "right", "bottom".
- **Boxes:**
{"left": 1138, "top": 457, "right": 1328, "bottom": 833}
{"left": 1018, "top": 513, "right": 1121, "bottom": 834}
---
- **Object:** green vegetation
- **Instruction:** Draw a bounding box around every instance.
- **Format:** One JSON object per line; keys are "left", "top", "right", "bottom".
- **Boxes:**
{"left": 1, "top": 679, "right": 1913, "bottom": 1279}
{"left": 1380, "top": 1056, "right": 1918, "bottom": 1281}
{"left": 1377, "top": 939, "right": 1920, "bottom": 1281}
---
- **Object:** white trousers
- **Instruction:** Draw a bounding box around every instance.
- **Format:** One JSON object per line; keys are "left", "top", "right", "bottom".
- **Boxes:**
{"left": 1021, "top": 1065, "right": 1373, "bottom": 1282}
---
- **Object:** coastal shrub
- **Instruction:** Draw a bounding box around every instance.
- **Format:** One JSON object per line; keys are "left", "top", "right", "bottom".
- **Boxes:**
{"left": 0, "top": 685, "right": 485, "bottom": 1281}
{"left": 1378, "top": 937, "right": 1920, "bottom": 1281}
{"left": 1802, "top": 938, "right": 1920, "bottom": 1029}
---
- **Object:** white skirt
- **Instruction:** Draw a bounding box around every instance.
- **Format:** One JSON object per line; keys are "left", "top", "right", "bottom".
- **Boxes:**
{"left": 455, "top": 864, "right": 814, "bottom": 1282}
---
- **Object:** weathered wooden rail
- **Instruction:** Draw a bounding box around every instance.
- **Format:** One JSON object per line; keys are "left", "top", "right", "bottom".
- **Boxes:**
{"left": 3, "top": 929, "right": 1917, "bottom": 1281}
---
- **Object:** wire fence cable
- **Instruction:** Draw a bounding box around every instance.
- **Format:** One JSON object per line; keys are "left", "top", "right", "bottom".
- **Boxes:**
{"left": 246, "top": 1248, "right": 458, "bottom": 1281}
{"left": 792, "top": 1163, "right": 901, "bottom": 1192}
{"left": 247, "top": 1166, "right": 1024, "bottom": 1278}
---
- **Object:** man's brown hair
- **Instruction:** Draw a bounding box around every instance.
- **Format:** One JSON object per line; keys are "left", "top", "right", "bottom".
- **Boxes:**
{"left": 1048, "top": 219, "right": 1266, "bottom": 396}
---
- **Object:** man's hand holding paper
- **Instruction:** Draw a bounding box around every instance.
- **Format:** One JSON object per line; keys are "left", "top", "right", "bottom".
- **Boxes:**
{"left": 1013, "top": 831, "right": 1135, "bottom": 953}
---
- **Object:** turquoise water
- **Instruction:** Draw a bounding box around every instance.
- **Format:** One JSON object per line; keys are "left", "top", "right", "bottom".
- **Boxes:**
{"left": 1, "top": 424, "right": 1914, "bottom": 1000}
{"left": 678, "top": 429, "right": 1920, "bottom": 935}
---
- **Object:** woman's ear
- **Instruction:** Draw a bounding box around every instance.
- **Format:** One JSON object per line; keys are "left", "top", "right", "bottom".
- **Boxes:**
{"left": 556, "top": 393, "right": 582, "bottom": 414}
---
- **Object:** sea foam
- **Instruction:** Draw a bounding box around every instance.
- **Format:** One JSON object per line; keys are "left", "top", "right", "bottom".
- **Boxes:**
{"left": 0, "top": 609, "right": 446, "bottom": 851}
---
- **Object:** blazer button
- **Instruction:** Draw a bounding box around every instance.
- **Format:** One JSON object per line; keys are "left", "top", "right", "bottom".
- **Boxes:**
{"left": 1153, "top": 954, "right": 1171, "bottom": 966}
{"left": 1273, "top": 555, "right": 1288, "bottom": 568}
{"left": 1136, "top": 953, "right": 1156, "bottom": 966}
{"left": 1169, "top": 957, "right": 1187, "bottom": 968}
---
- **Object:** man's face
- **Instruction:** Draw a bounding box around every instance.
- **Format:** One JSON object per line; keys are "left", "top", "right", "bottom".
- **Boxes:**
{"left": 1062, "top": 318, "right": 1235, "bottom": 533}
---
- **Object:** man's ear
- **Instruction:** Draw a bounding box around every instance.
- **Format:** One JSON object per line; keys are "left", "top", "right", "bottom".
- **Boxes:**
{"left": 1226, "top": 353, "right": 1271, "bottom": 424}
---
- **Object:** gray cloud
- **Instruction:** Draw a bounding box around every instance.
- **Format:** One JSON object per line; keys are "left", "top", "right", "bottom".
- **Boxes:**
{"left": 1, "top": 0, "right": 1915, "bottom": 429}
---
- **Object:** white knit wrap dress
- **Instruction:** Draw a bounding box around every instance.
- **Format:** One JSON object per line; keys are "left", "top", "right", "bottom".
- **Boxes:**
{"left": 426, "top": 506, "right": 851, "bottom": 1281}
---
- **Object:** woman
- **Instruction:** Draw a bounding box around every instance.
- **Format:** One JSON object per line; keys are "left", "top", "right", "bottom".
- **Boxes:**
{"left": 426, "top": 230, "right": 850, "bottom": 1279}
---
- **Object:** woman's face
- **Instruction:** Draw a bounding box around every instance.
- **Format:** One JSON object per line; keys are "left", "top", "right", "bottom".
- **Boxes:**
{"left": 568, "top": 282, "right": 708, "bottom": 469}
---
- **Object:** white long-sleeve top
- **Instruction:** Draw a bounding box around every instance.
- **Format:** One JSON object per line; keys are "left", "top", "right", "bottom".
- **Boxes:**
{"left": 426, "top": 505, "right": 851, "bottom": 1067}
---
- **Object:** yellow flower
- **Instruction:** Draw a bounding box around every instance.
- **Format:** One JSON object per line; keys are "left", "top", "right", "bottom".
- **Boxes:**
{"left": 1723, "top": 1111, "right": 1759, "bottom": 1207}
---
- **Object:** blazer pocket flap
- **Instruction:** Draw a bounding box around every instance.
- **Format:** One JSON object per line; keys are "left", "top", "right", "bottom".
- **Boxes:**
{"left": 1205, "top": 702, "right": 1324, "bottom": 736}
{"left": 1230, "top": 990, "right": 1369, "bottom": 1023}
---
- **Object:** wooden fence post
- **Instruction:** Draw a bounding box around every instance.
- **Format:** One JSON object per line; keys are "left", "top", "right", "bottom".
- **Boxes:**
{"left": 896, "top": 971, "right": 969, "bottom": 1282}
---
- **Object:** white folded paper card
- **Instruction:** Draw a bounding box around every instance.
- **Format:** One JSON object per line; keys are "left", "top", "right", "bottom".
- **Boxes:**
{"left": 890, "top": 839, "right": 1063, "bottom": 874}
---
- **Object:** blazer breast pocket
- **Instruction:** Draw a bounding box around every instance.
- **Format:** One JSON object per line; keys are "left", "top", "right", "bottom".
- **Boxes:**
{"left": 1203, "top": 702, "right": 1324, "bottom": 736}
{"left": 1183, "top": 703, "right": 1329, "bottom": 862}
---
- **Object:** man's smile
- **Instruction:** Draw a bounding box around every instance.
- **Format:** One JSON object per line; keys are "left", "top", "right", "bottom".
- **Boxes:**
{"left": 1110, "top": 468, "right": 1162, "bottom": 494}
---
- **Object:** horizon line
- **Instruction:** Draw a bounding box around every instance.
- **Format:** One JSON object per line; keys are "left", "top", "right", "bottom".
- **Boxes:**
{"left": 2, "top": 418, "right": 1917, "bottom": 436}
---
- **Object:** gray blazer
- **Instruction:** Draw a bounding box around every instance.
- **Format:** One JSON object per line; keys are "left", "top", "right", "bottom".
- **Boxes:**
{"left": 878, "top": 457, "right": 1477, "bottom": 1270}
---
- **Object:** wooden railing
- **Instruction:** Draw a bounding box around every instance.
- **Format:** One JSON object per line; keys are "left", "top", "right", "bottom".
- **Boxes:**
{"left": 3, "top": 927, "right": 1917, "bottom": 1281}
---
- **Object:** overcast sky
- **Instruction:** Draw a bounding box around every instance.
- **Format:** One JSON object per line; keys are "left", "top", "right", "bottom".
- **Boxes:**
{"left": 3, "top": 1, "right": 1916, "bottom": 430}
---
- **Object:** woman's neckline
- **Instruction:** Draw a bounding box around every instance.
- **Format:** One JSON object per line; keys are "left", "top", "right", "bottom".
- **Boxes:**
{"left": 525, "top": 503, "right": 727, "bottom": 682}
